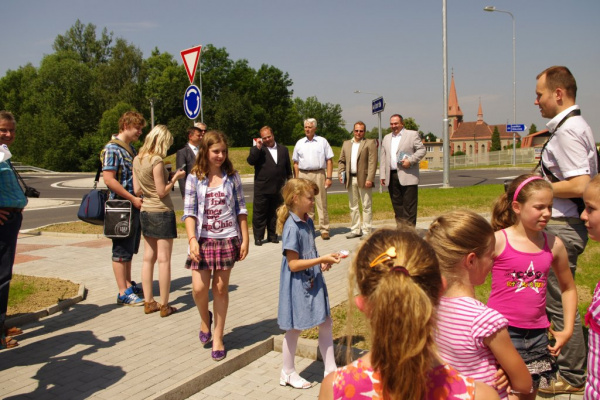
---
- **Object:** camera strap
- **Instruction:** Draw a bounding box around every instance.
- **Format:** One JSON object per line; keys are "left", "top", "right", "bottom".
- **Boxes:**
{"left": 9, "top": 160, "right": 34, "bottom": 195}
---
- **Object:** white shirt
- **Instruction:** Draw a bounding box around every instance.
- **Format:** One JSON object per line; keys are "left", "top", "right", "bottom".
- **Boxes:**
{"left": 350, "top": 140, "right": 360, "bottom": 174}
{"left": 542, "top": 105, "right": 597, "bottom": 218}
{"left": 188, "top": 143, "right": 198, "bottom": 157}
{"left": 390, "top": 130, "right": 403, "bottom": 171}
{"left": 292, "top": 135, "right": 334, "bottom": 170}
{"left": 267, "top": 142, "right": 278, "bottom": 164}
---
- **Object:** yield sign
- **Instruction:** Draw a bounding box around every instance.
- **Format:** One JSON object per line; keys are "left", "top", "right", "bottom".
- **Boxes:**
{"left": 180, "top": 45, "right": 202, "bottom": 84}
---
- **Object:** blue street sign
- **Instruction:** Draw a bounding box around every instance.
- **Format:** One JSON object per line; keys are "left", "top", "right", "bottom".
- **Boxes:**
{"left": 372, "top": 97, "right": 385, "bottom": 114}
{"left": 506, "top": 124, "right": 526, "bottom": 132}
{"left": 184, "top": 85, "right": 201, "bottom": 119}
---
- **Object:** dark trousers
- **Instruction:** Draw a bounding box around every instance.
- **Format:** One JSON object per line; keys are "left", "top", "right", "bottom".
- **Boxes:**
{"left": 545, "top": 222, "right": 588, "bottom": 387}
{"left": 388, "top": 170, "right": 418, "bottom": 226}
{"left": 252, "top": 192, "right": 282, "bottom": 240}
{"left": 0, "top": 211, "right": 22, "bottom": 322}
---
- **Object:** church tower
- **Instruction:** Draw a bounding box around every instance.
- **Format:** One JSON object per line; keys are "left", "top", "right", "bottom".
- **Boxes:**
{"left": 448, "top": 72, "right": 463, "bottom": 136}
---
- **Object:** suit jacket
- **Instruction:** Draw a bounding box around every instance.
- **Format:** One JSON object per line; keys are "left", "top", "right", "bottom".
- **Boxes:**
{"left": 247, "top": 143, "right": 292, "bottom": 195}
{"left": 176, "top": 144, "right": 197, "bottom": 197}
{"left": 338, "top": 138, "right": 377, "bottom": 189}
{"left": 379, "top": 129, "right": 426, "bottom": 186}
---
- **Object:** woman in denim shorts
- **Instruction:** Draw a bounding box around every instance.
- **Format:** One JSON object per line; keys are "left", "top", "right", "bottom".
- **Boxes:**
{"left": 133, "top": 125, "right": 186, "bottom": 318}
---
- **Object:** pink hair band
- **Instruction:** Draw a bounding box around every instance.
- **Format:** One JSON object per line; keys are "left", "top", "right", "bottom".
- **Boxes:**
{"left": 513, "top": 176, "right": 544, "bottom": 202}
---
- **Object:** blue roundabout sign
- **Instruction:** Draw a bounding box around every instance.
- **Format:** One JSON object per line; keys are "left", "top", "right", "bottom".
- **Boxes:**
{"left": 183, "top": 85, "right": 201, "bottom": 119}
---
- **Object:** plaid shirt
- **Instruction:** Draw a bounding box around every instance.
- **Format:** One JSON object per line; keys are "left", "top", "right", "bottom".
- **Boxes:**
{"left": 182, "top": 171, "right": 247, "bottom": 240}
{"left": 101, "top": 138, "right": 137, "bottom": 199}
{"left": 0, "top": 160, "right": 27, "bottom": 208}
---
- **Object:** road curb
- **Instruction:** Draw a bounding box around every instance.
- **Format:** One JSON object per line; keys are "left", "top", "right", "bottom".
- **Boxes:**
{"left": 153, "top": 337, "right": 274, "bottom": 400}
{"left": 6, "top": 282, "right": 87, "bottom": 327}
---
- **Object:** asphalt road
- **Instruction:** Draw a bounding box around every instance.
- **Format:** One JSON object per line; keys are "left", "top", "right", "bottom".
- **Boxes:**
{"left": 18, "top": 168, "right": 530, "bottom": 230}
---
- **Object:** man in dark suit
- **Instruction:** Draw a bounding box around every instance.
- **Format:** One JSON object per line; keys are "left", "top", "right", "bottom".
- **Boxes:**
{"left": 247, "top": 126, "right": 292, "bottom": 246}
{"left": 176, "top": 123, "right": 205, "bottom": 198}
{"left": 338, "top": 121, "right": 377, "bottom": 238}
{"left": 380, "top": 114, "right": 426, "bottom": 226}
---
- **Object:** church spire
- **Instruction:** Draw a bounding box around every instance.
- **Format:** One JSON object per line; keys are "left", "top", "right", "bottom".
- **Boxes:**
{"left": 477, "top": 98, "right": 483, "bottom": 124}
{"left": 448, "top": 72, "right": 463, "bottom": 119}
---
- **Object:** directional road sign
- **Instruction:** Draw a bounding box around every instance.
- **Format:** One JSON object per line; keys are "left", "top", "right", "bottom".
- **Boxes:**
{"left": 372, "top": 97, "right": 385, "bottom": 114}
{"left": 180, "top": 45, "right": 202, "bottom": 84}
{"left": 184, "top": 85, "right": 201, "bottom": 119}
{"left": 506, "top": 124, "right": 526, "bottom": 132}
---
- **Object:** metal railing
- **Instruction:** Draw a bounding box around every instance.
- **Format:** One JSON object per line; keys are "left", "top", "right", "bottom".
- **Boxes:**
{"left": 449, "top": 148, "right": 535, "bottom": 168}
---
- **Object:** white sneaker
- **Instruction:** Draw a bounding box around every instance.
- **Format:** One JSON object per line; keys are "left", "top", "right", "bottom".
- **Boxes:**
{"left": 280, "top": 370, "right": 312, "bottom": 389}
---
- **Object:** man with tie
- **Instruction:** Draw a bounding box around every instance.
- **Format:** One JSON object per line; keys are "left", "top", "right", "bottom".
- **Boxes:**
{"left": 247, "top": 126, "right": 292, "bottom": 246}
{"left": 176, "top": 123, "right": 206, "bottom": 198}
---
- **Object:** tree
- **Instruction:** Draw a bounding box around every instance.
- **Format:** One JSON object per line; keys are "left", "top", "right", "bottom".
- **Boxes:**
{"left": 424, "top": 132, "right": 437, "bottom": 142}
{"left": 53, "top": 19, "right": 113, "bottom": 68}
{"left": 403, "top": 117, "right": 419, "bottom": 131}
{"left": 293, "top": 96, "right": 346, "bottom": 146}
{"left": 491, "top": 126, "right": 501, "bottom": 151}
{"left": 529, "top": 123, "right": 538, "bottom": 135}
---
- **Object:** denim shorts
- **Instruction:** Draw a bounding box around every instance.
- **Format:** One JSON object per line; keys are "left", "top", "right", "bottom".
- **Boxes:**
{"left": 140, "top": 210, "right": 177, "bottom": 239}
{"left": 508, "top": 326, "right": 556, "bottom": 389}
{"left": 112, "top": 208, "right": 141, "bottom": 262}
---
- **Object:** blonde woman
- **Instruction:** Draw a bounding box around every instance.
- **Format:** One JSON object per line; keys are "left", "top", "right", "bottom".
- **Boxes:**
{"left": 133, "top": 124, "right": 185, "bottom": 317}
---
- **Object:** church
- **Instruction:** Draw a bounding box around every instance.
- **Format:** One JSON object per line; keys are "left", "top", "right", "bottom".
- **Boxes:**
{"left": 447, "top": 74, "right": 521, "bottom": 155}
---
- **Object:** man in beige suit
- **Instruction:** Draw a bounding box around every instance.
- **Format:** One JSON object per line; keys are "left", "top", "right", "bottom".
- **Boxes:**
{"left": 338, "top": 121, "right": 377, "bottom": 238}
{"left": 380, "top": 114, "right": 426, "bottom": 226}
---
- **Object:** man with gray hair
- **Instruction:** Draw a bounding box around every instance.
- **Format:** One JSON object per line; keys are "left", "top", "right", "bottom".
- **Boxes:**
{"left": 292, "top": 118, "right": 334, "bottom": 239}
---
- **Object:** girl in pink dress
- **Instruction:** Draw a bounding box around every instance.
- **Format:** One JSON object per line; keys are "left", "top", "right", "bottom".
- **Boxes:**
{"left": 426, "top": 210, "right": 531, "bottom": 399}
{"left": 318, "top": 228, "right": 500, "bottom": 400}
{"left": 489, "top": 174, "right": 577, "bottom": 400}
{"left": 580, "top": 175, "right": 600, "bottom": 400}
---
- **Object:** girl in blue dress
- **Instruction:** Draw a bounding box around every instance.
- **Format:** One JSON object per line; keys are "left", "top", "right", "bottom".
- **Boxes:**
{"left": 276, "top": 178, "right": 341, "bottom": 389}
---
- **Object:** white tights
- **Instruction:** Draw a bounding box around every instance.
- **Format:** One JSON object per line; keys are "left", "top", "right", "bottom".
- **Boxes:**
{"left": 282, "top": 316, "right": 337, "bottom": 375}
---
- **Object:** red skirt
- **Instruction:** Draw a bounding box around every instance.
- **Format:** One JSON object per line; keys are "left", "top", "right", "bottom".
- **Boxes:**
{"left": 185, "top": 236, "right": 240, "bottom": 270}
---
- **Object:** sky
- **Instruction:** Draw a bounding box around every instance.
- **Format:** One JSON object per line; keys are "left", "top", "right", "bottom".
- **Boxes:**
{"left": 3, "top": 0, "right": 600, "bottom": 140}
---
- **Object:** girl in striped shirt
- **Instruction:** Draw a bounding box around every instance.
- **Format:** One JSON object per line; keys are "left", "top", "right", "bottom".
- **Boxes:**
{"left": 580, "top": 175, "right": 600, "bottom": 400}
{"left": 426, "top": 210, "right": 531, "bottom": 399}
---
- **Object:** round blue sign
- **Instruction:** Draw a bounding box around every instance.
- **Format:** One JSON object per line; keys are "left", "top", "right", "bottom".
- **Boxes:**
{"left": 184, "top": 85, "right": 201, "bottom": 119}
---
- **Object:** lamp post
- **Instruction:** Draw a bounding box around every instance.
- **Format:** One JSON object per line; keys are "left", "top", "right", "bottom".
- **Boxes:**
{"left": 484, "top": 5, "right": 516, "bottom": 166}
{"left": 354, "top": 90, "right": 383, "bottom": 193}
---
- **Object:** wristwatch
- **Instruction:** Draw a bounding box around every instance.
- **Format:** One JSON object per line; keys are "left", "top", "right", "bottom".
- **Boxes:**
{"left": 326, "top": 177, "right": 332, "bottom": 180}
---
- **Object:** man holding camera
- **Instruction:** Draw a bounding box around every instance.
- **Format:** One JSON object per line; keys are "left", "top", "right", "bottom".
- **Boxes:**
{"left": 0, "top": 110, "right": 27, "bottom": 349}
{"left": 247, "top": 126, "right": 292, "bottom": 246}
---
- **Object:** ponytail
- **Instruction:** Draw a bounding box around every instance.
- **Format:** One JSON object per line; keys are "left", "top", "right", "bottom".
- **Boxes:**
{"left": 276, "top": 178, "right": 319, "bottom": 234}
{"left": 349, "top": 228, "right": 442, "bottom": 399}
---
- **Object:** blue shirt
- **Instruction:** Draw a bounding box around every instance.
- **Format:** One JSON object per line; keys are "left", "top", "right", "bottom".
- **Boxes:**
{"left": 102, "top": 139, "right": 137, "bottom": 199}
{"left": 277, "top": 211, "right": 330, "bottom": 331}
{"left": 0, "top": 160, "right": 28, "bottom": 208}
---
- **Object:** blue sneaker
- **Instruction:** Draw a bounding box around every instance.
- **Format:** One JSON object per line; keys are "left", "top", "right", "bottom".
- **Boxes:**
{"left": 117, "top": 286, "right": 144, "bottom": 306}
{"left": 130, "top": 281, "right": 143, "bottom": 295}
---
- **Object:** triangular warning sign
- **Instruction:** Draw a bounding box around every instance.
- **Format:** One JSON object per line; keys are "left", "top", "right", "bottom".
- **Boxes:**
{"left": 181, "top": 45, "right": 202, "bottom": 84}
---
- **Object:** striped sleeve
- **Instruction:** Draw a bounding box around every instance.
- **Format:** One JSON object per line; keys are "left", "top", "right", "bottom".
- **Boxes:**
{"left": 472, "top": 307, "right": 509, "bottom": 350}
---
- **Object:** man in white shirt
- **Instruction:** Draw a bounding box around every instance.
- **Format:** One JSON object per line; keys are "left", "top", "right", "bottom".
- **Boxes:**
{"left": 535, "top": 66, "right": 596, "bottom": 395}
{"left": 379, "top": 114, "right": 426, "bottom": 226}
{"left": 338, "top": 121, "right": 377, "bottom": 238}
{"left": 176, "top": 123, "right": 205, "bottom": 198}
{"left": 292, "top": 118, "right": 334, "bottom": 239}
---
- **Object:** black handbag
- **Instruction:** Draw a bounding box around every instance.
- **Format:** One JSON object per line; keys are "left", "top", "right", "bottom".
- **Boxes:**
{"left": 103, "top": 199, "right": 132, "bottom": 238}
{"left": 77, "top": 164, "right": 108, "bottom": 225}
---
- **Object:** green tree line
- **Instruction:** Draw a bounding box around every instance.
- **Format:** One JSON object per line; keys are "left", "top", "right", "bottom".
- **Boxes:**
{"left": 0, "top": 20, "right": 347, "bottom": 171}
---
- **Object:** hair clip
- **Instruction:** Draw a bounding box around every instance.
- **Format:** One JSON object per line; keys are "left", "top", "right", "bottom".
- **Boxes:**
{"left": 391, "top": 266, "right": 410, "bottom": 276}
{"left": 369, "top": 247, "right": 397, "bottom": 268}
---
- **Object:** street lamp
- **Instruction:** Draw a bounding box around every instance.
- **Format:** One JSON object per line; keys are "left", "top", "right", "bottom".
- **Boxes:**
{"left": 484, "top": 5, "right": 516, "bottom": 166}
{"left": 354, "top": 90, "right": 384, "bottom": 192}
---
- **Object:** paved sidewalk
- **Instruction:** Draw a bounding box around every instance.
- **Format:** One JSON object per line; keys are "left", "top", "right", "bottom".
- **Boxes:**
{"left": 1, "top": 221, "right": 378, "bottom": 399}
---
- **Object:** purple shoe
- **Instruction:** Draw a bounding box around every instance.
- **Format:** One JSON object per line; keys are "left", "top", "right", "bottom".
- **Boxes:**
{"left": 199, "top": 311, "right": 213, "bottom": 346}
{"left": 211, "top": 348, "right": 226, "bottom": 361}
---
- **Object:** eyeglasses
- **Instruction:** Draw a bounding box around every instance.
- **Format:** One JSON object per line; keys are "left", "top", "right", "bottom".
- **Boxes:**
{"left": 354, "top": 129, "right": 365, "bottom": 133}
{"left": 369, "top": 247, "right": 397, "bottom": 267}
{"left": 198, "top": 129, "right": 207, "bottom": 133}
